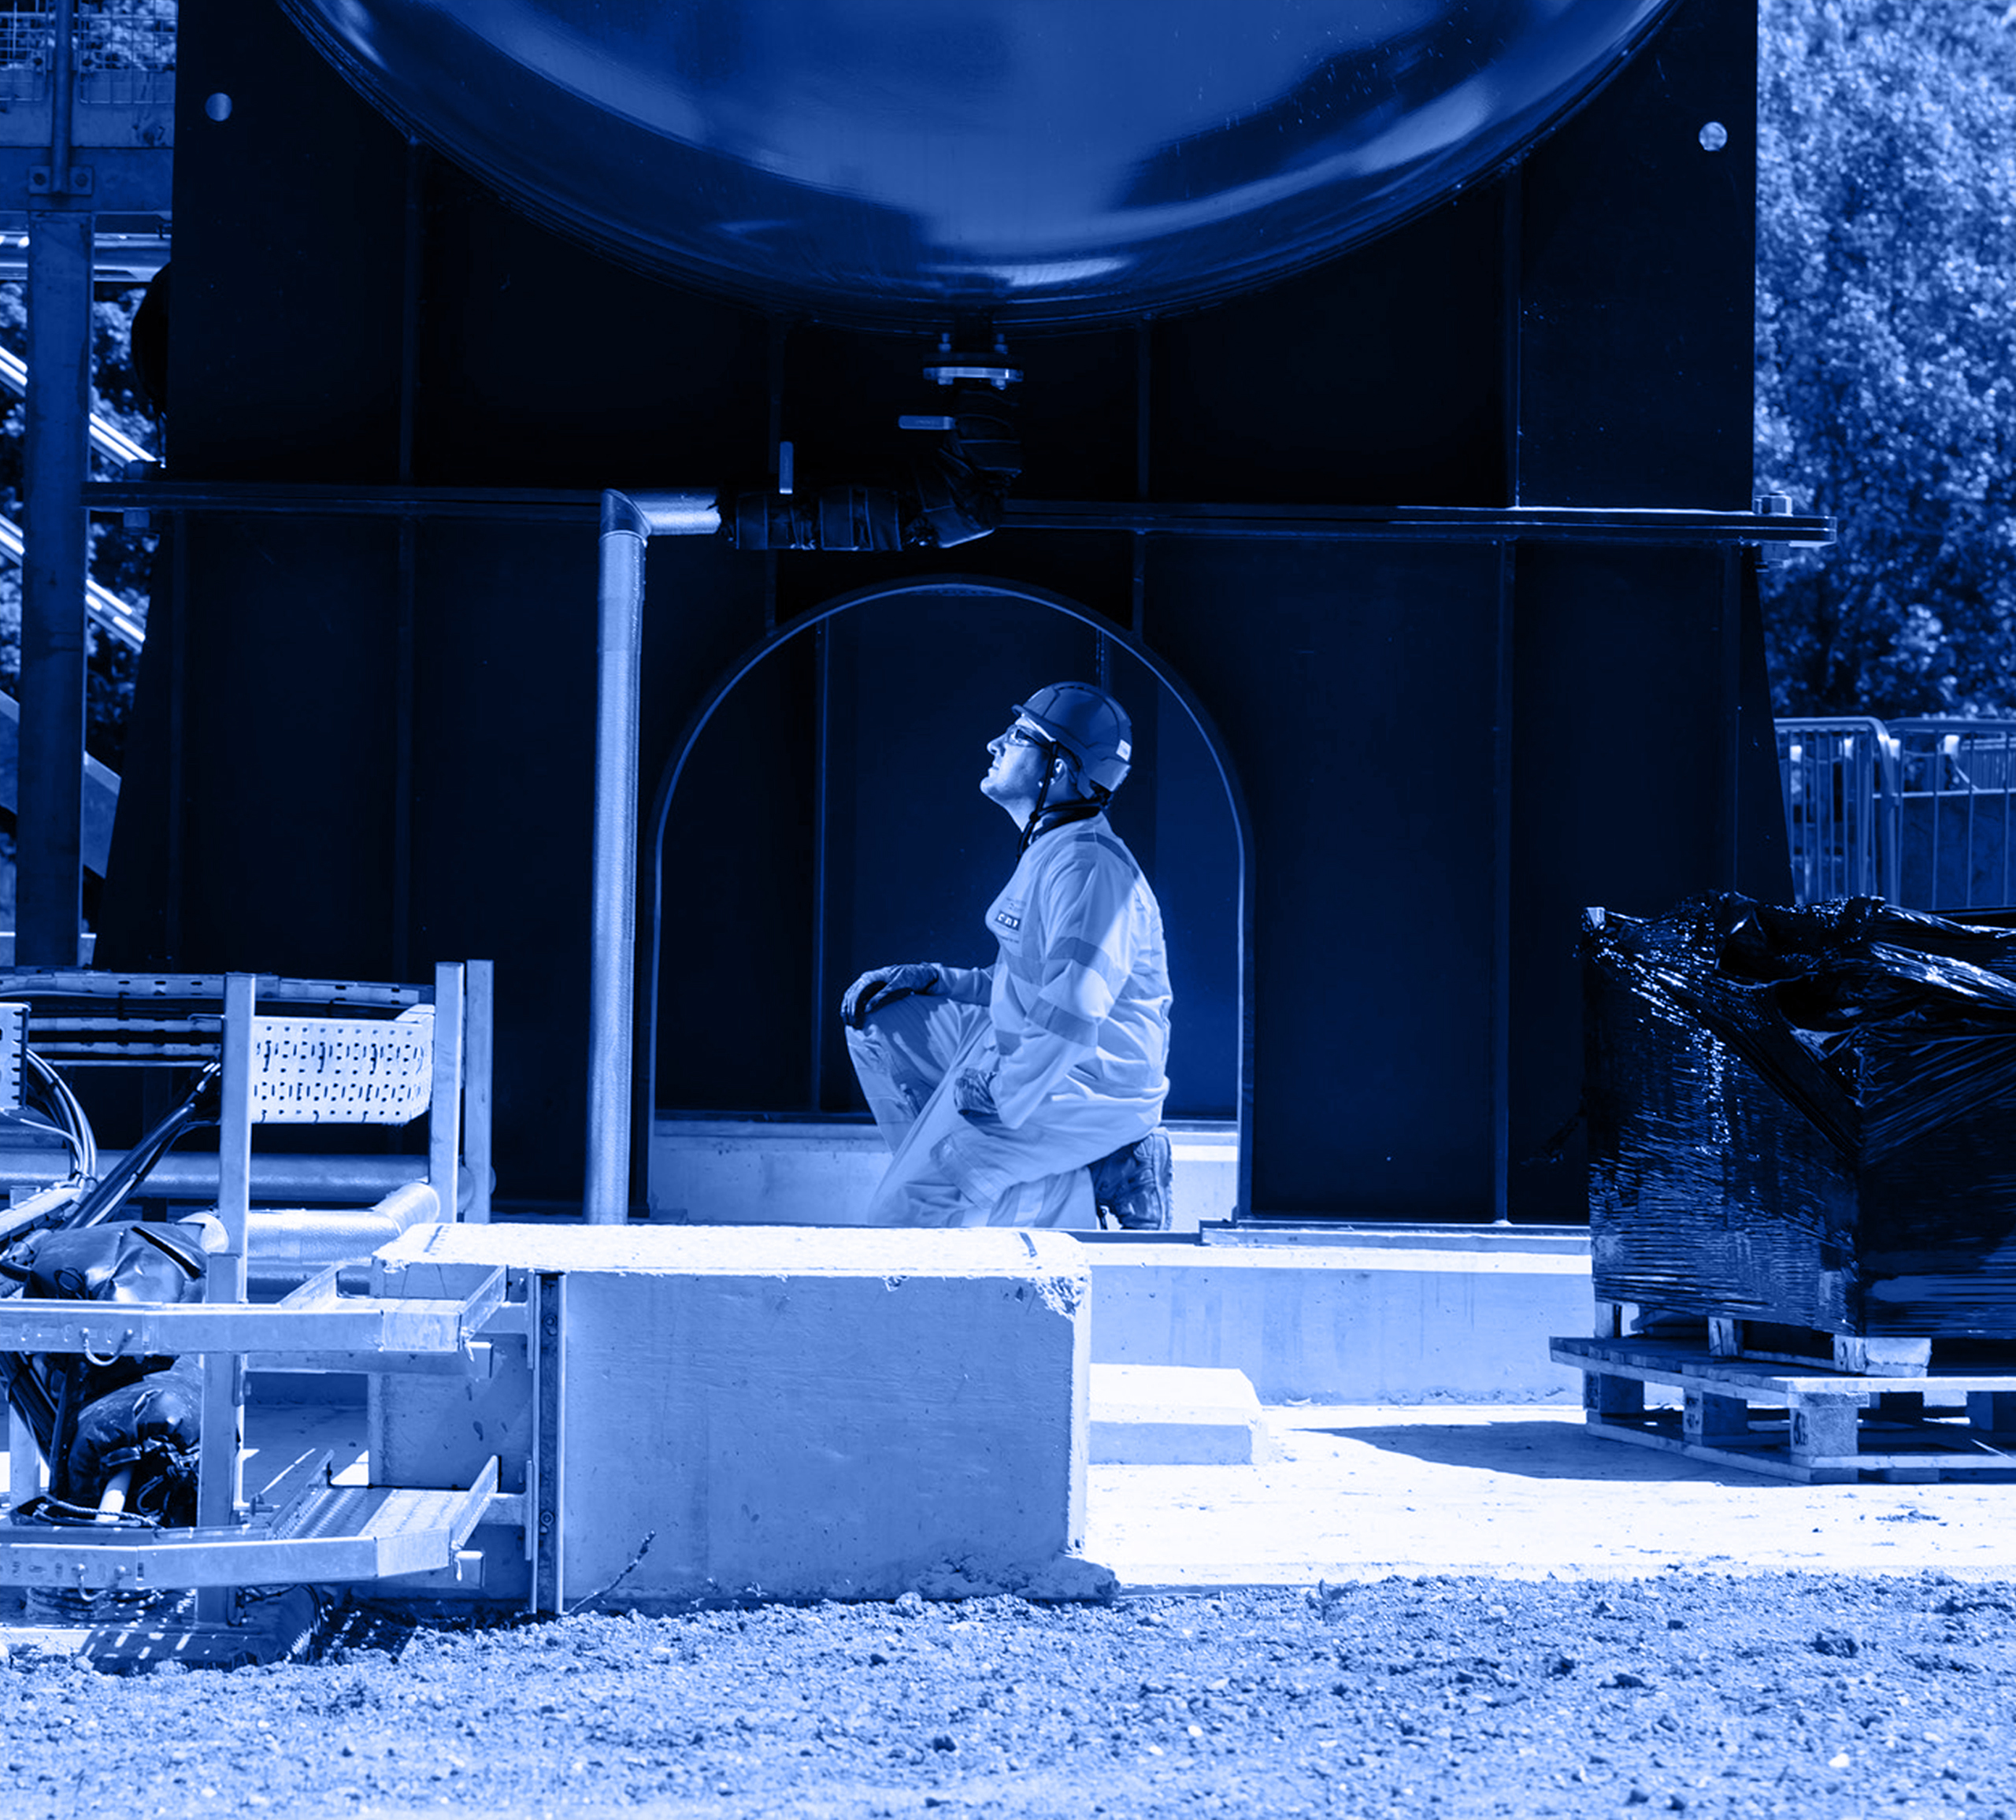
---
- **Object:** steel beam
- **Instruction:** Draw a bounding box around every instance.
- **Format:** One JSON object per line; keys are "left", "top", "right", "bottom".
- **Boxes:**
{"left": 80, "top": 481, "right": 1836, "bottom": 549}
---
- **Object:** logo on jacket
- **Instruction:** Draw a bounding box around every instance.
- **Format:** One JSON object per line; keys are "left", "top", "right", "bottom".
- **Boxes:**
{"left": 995, "top": 910, "right": 1021, "bottom": 930}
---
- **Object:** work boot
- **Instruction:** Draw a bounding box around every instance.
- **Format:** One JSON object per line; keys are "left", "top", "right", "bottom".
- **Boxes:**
{"left": 1088, "top": 1129, "right": 1173, "bottom": 1231}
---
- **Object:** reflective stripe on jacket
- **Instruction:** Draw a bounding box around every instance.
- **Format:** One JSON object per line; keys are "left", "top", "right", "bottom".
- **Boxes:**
{"left": 972, "top": 812, "right": 1171, "bottom": 1129}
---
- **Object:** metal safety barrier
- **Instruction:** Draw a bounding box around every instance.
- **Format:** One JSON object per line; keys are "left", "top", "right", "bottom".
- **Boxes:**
{"left": 1777, "top": 715, "right": 2016, "bottom": 914}
{"left": 1775, "top": 717, "right": 1900, "bottom": 906}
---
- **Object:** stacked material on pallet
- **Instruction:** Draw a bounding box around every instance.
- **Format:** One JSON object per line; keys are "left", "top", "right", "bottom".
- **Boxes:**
{"left": 1584, "top": 893, "right": 2016, "bottom": 1340}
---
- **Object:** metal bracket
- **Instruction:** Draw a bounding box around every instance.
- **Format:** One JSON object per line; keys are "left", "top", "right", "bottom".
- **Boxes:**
{"left": 28, "top": 166, "right": 93, "bottom": 197}
{"left": 0, "top": 1262, "right": 506, "bottom": 1359}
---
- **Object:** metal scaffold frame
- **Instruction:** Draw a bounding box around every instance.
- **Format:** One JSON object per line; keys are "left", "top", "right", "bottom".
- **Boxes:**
{"left": 0, "top": 962, "right": 511, "bottom": 1640}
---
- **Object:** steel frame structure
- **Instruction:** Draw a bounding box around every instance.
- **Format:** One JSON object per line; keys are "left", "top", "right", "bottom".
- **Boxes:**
{"left": 0, "top": 961, "right": 503, "bottom": 1630}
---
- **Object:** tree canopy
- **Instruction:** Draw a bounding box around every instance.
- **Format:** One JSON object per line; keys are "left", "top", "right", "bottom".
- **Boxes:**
{"left": 1756, "top": 0, "right": 2016, "bottom": 716}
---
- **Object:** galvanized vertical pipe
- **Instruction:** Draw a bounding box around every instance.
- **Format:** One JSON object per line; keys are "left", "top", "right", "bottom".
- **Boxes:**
{"left": 48, "top": 0, "right": 76, "bottom": 185}
{"left": 584, "top": 501, "right": 647, "bottom": 1223}
{"left": 584, "top": 491, "right": 719, "bottom": 1222}
{"left": 196, "top": 973, "right": 254, "bottom": 1625}
{"left": 464, "top": 958, "right": 495, "bottom": 1222}
{"left": 428, "top": 960, "right": 465, "bottom": 1207}
{"left": 19, "top": 203, "right": 93, "bottom": 965}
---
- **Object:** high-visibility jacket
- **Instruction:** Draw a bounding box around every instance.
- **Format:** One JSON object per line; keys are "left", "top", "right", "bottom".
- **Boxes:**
{"left": 939, "top": 812, "right": 1171, "bottom": 1130}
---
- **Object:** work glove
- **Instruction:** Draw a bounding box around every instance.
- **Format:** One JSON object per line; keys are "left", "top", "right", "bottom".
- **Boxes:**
{"left": 953, "top": 1067, "right": 999, "bottom": 1123}
{"left": 841, "top": 963, "right": 941, "bottom": 1029}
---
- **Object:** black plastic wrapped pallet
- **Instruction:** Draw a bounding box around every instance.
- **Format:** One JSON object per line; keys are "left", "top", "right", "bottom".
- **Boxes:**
{"left": 1584, "top": 895, "right": 2016, "bottom": 1339}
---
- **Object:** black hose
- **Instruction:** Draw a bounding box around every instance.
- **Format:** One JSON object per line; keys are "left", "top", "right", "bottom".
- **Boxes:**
{"left": 70, "top": 1062, "right": 221, "bottom": 1229}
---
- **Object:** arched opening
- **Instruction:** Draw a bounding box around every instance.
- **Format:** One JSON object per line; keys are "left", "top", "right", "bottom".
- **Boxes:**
{"left": 643, "top": 577, "right": 1254, "bottom": 1224}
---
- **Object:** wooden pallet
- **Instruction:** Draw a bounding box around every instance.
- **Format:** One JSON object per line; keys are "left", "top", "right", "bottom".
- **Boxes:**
{"left": 1551, "top": 1333, "right": 2016, "bottom": 1485}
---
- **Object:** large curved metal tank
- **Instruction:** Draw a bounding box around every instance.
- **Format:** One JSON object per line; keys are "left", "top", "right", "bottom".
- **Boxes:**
{"left": 281, "top": 0, "right": 1677, "bottom": 330}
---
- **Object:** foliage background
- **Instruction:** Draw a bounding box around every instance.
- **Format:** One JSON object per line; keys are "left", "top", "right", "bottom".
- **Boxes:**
{"left": 0, "top": 280, "right": 155, "bottom": 778}
{"left": 1755, "top": 0, "right": 2016, "bottom": 717}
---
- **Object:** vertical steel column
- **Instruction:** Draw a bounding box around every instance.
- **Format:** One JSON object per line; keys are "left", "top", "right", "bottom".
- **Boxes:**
{"left": 391, "top": 140, "right": 427, "bottom": 981}
{"left": 1131, "top": 319, "right": 1151, "bottom": 635}
{"left": 1489, "top": 546, "right": 1516, "bottom": 1225}
{"left": 807, "top": 625, "right": 831, "bottom": 1111}
{"left": 19, "top": 200, "right": 93, "bottom": 965}
{"left": 196, "top": 973, "right": 254, "bottom": 1626}
{"left": 586, "top": 491, "right": 720, "bottom": 1223}
{"left": 163, "top": 519, "right": 187, "bottom": 959}
{"left": 1499, "top": 169, "right": 1524, "bottom": 510}
{"left": 463, "top": 958, "right": 495, "bottom": 1222}
{"left": 1716, "top": 552, "right": 1744, "bottom": 893}
{"left": 1491, "top": 164, "right": 1523, "bottom": 1227}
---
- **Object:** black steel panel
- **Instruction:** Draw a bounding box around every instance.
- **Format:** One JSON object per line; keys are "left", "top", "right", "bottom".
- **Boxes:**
{"left": 1509, "top": 543, "right": 1736, "bottom": 1219}
{"left": 1151, "top": 198, "right": 1510, "bottom": 507}
{"left": 1145, "top": 537, "right": 1503, "bottom": 1216}
{"left": 410, "top": 161, "right": 770, "bottom": 490}
{"left": 104, "top": 0, "right": 1773, "bottom": 1218}
{"left": 165, "top": 515, "right": 402, "bottom": 977}
{"left": 166, "top": 0, "right": 407, "bottom": 480}
{"left": 1516, "top": 0, "right": 1757, "bottom": 508}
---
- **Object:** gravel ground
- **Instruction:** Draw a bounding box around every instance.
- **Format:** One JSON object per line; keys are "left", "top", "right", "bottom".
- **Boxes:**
{"left": 4, "top": 1572, "right": 2015, "bottom": 1818}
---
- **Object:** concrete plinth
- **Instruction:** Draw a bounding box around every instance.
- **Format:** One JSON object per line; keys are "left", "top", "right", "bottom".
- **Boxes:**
{"left": 368, "top": 1224, "right": 1100, "bottom": 1606}
{"left": 648, "top": 1118, "right": 1236, "bottom": 1232}
{"left": 1089, "top": 1364, "right": 1270, "bottom": 1465}
{"left": 1087, "top": 1243, "right": 1592, "bottom": 1404}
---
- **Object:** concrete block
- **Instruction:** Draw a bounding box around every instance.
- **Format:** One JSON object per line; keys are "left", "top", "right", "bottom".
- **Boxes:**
{"left": 647, "top": 1118, "right": 1236, "bottom": 1232}
{"left": 1088, "top": 1244, "right": 1594, "bottom": 1404}
{"left": 369, "top": 1224, "right": 1097, "bottom": 1605}
{"left": 1090, "top": 1363, "right": 1270, "bottom": 1465}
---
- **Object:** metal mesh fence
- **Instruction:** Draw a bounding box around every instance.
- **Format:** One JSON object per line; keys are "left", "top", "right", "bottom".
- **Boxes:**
{"left": 1776, "top": 717, "right": 1901, "bottom": 906}
{"left": 0, "top": 4, "right": 176, "bottom": 77}
{"left": 1777, "top": 715, "right": 2016, "bottom": 913}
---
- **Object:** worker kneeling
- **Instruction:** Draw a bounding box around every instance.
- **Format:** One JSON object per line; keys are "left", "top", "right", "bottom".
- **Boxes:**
{"left": 841, "top": 682, "right": 1173, "bottom": 1230}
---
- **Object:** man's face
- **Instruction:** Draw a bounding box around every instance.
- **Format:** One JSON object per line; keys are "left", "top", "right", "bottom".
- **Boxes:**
{"left": 980, "top": 717, "right": 1053, "bottom": 811}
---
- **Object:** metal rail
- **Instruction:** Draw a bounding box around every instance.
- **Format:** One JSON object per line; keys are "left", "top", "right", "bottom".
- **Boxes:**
{"left": 0, "top": 343, "right": 153, "bottom": 467}
{"left": 0, "top": 511, "right": 145, "bottom": 645}
{"left": 83, "top": 481, "right": 1837, "bottom": 548}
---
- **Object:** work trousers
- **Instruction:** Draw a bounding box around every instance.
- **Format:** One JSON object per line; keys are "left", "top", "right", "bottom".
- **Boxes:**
{"left": 843, "top": 992, "right": 1161, "bottom": 1229}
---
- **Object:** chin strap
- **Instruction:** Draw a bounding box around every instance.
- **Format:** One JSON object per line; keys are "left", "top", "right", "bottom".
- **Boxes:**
{"left": 1017, "top": 761, "right": 1058, "bottom": 855}
{"left": 1019, "top": 792, "right": 1104, "bottom": 854}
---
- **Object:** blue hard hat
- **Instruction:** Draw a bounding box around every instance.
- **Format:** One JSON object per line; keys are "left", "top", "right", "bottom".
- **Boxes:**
{"left": 1014, "top": 682, "right": 1132, "bottom": 795}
